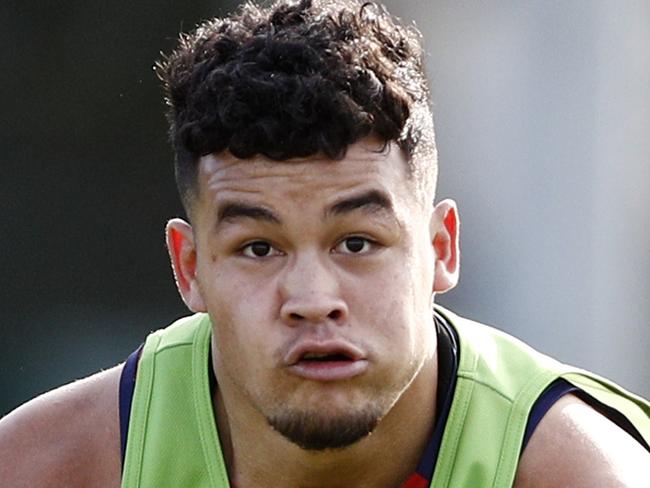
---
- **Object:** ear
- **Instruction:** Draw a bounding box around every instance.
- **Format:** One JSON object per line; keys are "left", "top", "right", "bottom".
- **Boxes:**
{"left": 430, "top": 199, "right": 460, "bottom": 293}
{"left": 165, "top": 218, "right": 207, "bottom": 312}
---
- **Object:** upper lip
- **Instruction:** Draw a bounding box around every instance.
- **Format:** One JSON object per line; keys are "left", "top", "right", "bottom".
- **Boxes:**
{"left": 285, "top": 340, "right": 365, "bottom": 366}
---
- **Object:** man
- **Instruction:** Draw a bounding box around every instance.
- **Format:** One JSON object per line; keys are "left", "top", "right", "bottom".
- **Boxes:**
{"left": 1, "top": 0, "right": 649, "bottom": 486}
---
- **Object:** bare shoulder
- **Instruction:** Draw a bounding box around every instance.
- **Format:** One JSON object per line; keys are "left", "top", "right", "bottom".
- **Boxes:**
{"left": 0, "top": 365, "right": 123, "bottom": 488}
{"left": 515, "top": 393, "right": 650, "bottom": 488}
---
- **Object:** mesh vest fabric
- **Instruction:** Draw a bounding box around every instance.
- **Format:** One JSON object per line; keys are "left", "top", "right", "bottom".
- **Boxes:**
{"left": 121, "top": 308, "right": 650, "bottom": 487}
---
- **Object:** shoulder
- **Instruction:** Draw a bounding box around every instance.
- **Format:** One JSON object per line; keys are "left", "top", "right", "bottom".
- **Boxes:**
{"left": 0, "top": 365, "right": 123, "bottom": 488}
{"left": 515, "top": 393, "right": 650, "bottom": 487}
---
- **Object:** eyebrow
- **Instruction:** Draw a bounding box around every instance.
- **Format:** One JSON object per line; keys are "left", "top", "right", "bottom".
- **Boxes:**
{"left": 215, "top": 201, "right": 281, "bottom": 229}
{"left": 327, "top": 189, "right": 394, "bottom": 218}
{"left": 213, "top": 189, "right": 394, "bottom": 231}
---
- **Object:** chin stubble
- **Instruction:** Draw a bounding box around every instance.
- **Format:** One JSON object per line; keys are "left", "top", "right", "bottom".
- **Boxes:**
{"left": 267, "top": 406, "right": 384, "bottom": 451}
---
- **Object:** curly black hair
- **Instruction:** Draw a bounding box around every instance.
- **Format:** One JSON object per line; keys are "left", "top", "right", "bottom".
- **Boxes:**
{"left": 157, "top": 0, "right": 437, "bottom": 210}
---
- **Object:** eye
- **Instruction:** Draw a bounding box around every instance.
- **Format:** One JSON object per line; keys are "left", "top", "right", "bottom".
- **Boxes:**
{"left": 334, "top": 236, "right": 374, "bottom": 254}
{"left": 241, "top": 240, "right": 281, "bottom": 258}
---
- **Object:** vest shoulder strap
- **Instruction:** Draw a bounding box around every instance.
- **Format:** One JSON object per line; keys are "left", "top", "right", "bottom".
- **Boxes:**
{"left": 430, "top": 307, "right": 650, "bottom": 488}
{"left": 121, "top": 314, "right": 231, "bottom": 488}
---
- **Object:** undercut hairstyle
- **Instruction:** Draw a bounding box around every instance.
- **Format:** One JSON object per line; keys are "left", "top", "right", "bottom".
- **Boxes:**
{"left": 157, "top": 0, "right": 437, "bottom": 212}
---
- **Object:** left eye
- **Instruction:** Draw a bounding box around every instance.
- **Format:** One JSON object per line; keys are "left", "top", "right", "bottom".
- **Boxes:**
{"left": 241, "top": 241, "right": 282, "bottom": 258}
{"left": 334, "top": 236, "right": 373, "bottom": 254}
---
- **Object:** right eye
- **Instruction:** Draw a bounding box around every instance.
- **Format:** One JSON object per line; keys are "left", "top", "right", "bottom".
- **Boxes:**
{"left": 240, "top": 241, "right": 281, "bottom": 258}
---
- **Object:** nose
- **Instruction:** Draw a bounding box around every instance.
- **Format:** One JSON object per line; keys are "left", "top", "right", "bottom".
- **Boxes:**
{"left": 279, "top": 252, "right": 348, "bottom": 327}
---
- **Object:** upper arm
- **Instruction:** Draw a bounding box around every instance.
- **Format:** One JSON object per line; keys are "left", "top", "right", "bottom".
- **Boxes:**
{"left": 515, "top": 393, "right": 650, "bottom": 488}
{"left": 0, "top": 366, "right": 123, "bottom": 488}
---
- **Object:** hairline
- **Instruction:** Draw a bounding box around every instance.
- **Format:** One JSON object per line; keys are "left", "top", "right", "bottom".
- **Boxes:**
{"left": 180, "top": 145, "right": 437, "bottom": 224}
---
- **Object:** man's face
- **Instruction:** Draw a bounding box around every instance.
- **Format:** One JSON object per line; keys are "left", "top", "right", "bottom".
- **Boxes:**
{"left": 172, "top": 139, "right": 455, "bottom": 450}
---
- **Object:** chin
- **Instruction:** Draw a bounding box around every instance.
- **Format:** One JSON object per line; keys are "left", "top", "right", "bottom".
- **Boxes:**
{"left": 266, "top": 403, "right": 385, "bottom": 451}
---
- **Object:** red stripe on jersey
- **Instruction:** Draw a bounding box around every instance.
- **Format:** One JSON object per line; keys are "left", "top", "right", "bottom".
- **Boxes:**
{"left": 401, "top": 472, "right": 429, "bottom": 488}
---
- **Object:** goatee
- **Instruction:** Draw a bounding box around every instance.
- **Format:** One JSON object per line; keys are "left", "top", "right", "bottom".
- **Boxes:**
{"left": 267, "top": 407, "right": 383, "bottom": 450}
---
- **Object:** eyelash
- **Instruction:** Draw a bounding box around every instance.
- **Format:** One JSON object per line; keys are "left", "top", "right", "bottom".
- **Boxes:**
{"left": 333, "top": 236, "right": 377, "bottom": 255}
{"left": 238, "top": 236, "right": 379, "bottom": 259}
{"left": 240, "top": 241, "right": 283, "bottom": 258}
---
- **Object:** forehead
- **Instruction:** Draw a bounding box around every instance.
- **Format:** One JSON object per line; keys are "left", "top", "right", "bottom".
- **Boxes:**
{"left": 195, "top": 140, "right": 414, "bottom": 213}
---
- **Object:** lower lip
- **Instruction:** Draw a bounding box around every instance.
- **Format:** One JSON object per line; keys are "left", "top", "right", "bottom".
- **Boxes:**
{"left": 288, "top": 359, "right": 368, "bottom": 381}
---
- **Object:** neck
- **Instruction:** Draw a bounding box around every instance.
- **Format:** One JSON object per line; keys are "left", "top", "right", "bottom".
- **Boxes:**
{"left": 213, "top": 352, "right": 439, "bottom": 488}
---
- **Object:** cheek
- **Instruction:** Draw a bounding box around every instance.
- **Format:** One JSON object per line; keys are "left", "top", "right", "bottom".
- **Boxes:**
{"left": 201, "top": 255, "right": 273, "bottom": 312}
{"left": 404, "top": 230, "right": 436, "bottom": 310}
{"left": 354, "top": 249, "right": 432, "bottom": 345}
{"left": 209, "top": 301, "right": 276, "bottom": 389}
{"left": 347, "top": 268, "right": 416, "bottom": 338}
{"left": 200, "top": 266, "right": 278, "bottom": 361}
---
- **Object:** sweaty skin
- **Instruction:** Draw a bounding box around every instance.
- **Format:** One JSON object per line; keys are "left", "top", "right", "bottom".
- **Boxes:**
{"left": 516, "top": 394, "right": 650, "bottom": 487}
{"left": 0, "top": 139, "right": 648, "bottom": 487}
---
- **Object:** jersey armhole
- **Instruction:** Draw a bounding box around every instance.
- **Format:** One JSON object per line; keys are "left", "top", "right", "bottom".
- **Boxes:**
{"left": 572, "top": 387, "right": 650, "bottom": 451}
{"left": 119, "top": 344, "right": 144, "bottom": 471}
{"left": 521, "top": 378, "right": 650, "bottom": 453}
{"left": 521, "top": 378, "right": 578, "bottom": 452}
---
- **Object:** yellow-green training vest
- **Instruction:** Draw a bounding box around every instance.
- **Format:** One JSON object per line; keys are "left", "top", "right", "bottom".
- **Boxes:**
{"left": 121, "top": 307, "right": 650, "bottom": 487}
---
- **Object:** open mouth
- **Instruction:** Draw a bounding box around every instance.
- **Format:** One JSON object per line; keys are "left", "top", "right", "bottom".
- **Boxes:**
{"left": 300, "top": 352, "right": 353, "bottom": 362}
{"left": 289, "top": 355, "right": 366, "bottom": 381}
{"left": 285, "top": 340, "right": 367, "bottom": 381}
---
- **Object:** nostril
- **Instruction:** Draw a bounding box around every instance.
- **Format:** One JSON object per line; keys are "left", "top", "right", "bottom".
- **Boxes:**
{"left": 328, "top": 310, "right": 342, "bottom": 321}
{"left": 282, "top": 306, "right": 346, "bottom": 324}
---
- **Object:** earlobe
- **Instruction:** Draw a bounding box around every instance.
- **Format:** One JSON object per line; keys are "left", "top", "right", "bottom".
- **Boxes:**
{"left": 430, "top": 199, "right": 460, "bottom": 293}
{"left": 165, "top": 218, "right": 207, "bottom": 312}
